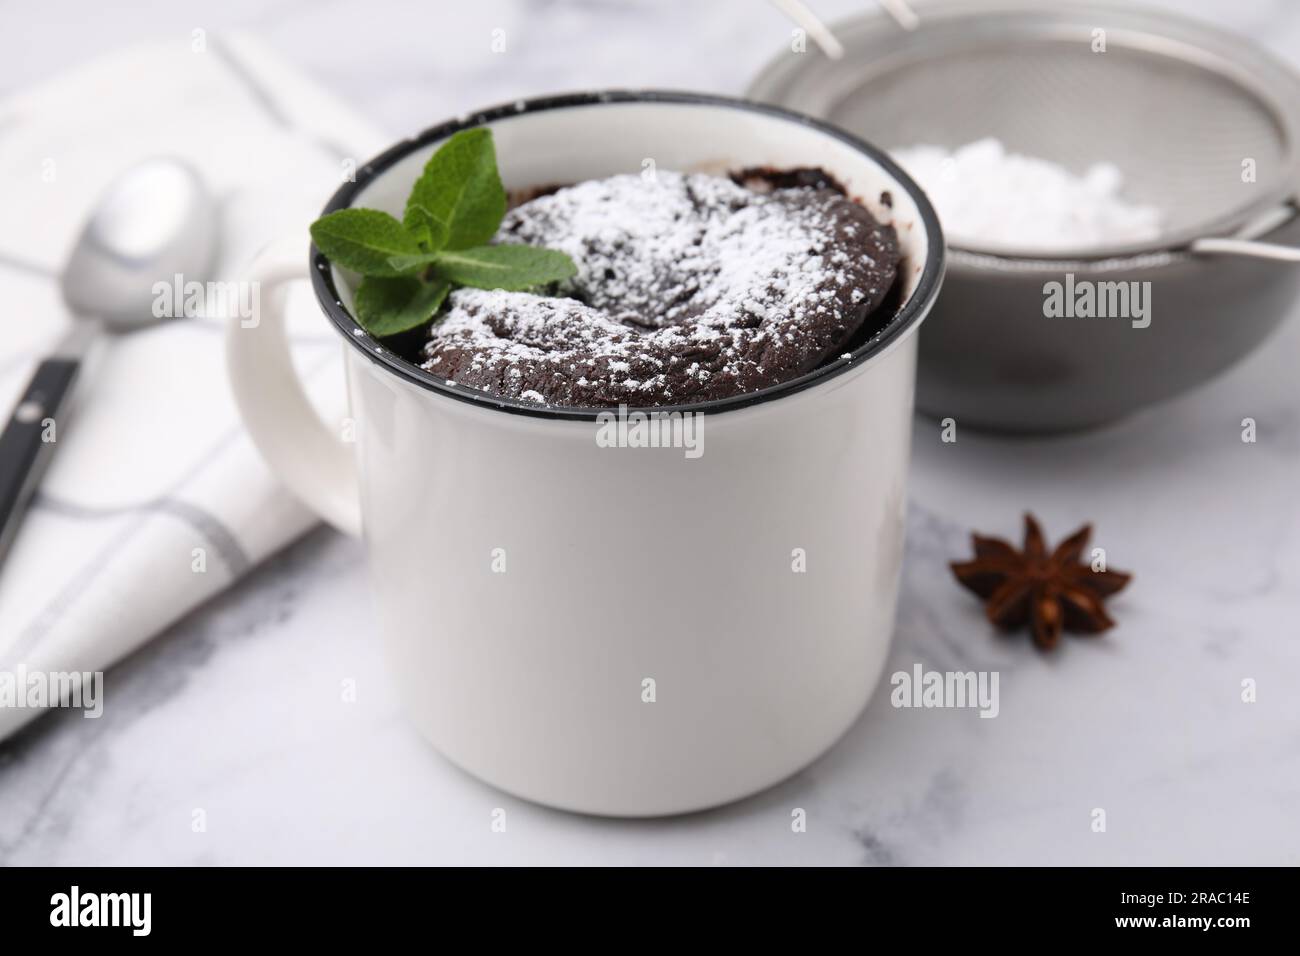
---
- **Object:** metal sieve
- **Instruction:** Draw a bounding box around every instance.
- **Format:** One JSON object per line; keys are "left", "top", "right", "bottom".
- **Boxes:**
{"left": 752, "top": 0, "right": 1300, "bottom": 261}
{"left": 749, "top": 0, "right": 1300, "bottom": 431}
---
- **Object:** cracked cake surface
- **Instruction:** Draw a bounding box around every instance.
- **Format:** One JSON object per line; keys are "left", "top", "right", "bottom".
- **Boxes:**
{"left": 419, "top": 169, "right": 900, "bottom": 407}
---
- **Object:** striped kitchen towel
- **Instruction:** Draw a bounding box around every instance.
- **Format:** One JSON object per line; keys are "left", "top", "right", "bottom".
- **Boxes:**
{"left": 0, "top": 34, "right": 387, "bottom": 739}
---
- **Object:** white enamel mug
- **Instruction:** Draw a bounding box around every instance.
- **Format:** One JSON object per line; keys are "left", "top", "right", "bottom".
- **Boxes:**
{"left": 227, "top": 92, "right": 943, "bottom": 816}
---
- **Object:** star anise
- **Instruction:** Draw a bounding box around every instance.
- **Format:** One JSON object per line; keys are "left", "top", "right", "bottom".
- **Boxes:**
{"left": 950, "top": 514, "right": 1132, "bottom": 650}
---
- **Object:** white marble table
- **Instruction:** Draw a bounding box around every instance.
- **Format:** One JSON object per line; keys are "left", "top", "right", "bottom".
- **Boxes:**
{"left": 3, "top": 0, "right": 1299, "bottom": 865}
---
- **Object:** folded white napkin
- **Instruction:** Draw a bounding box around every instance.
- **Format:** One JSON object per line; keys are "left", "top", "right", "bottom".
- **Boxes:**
{"left": 0, "top": 35, "right": 387, "bottom": 739}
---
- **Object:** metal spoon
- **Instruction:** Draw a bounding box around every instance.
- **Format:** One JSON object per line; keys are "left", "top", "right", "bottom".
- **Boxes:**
{"left": 0, "top": 158, "right": 216, "bottom": 570}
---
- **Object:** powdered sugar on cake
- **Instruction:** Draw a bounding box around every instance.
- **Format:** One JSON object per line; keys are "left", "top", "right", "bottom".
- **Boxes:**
{"left": 421, "top": 170, "right": 900, "bottom": 407}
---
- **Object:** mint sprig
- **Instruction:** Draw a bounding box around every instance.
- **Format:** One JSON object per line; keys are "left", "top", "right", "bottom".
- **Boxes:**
{"left": 309, "top": 128, "right": 576, "bottom": 336}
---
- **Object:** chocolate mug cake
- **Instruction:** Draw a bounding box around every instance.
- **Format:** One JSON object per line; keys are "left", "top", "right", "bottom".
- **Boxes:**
{"left": 419, "top": 168, "right": 901, "bottom": 407}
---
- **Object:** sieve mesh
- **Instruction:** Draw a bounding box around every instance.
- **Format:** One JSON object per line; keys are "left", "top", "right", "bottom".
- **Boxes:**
{"left": 829, "top": 39, "right": 1287, "bottom": 241}
{"left": 748, "top": 3, "right": 1300, "bottom": 259}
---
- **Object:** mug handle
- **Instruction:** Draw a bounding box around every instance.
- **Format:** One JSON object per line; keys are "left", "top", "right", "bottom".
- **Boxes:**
{"left": 225, "top": 236, "right": 362, "bottom": 536}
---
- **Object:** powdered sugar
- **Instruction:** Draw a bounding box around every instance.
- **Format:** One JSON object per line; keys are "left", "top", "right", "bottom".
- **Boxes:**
{"left": 892, "top": 138, "right": 1163, "bottom": 252}
{"left": 503, "top": 170, "right": 850, "bottom": 329}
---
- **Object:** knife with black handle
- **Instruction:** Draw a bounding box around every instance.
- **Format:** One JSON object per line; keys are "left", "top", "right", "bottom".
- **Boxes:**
{"left": 0, "top": 328, "right": 91, "bottom": 570}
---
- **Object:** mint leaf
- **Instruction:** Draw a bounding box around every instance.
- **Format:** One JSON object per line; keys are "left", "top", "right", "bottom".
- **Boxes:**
{"left": 403, "top": 203, "right": 449, "bottom": 253}
{"left": 406, "top": 128, "right": 506, "bottom": 250}
{"left": 433, "top": 245, "right": 577, "bottom": 291}
{"left": 310, "top": 209, "right": 423, "bottom": 277}
{"left": 386, "top": 252, "right": 441, "bottom": 274}
{"left": 354, "top": 276, "right": 451, "bottom": 336}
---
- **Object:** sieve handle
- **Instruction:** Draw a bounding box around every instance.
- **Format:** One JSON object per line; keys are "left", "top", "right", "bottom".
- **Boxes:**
{"left": 1191, "top": 201, "right": 1300, "bottom": 262}
{"left": 767, "top": 0, "right": 919, "bottom": 59}
{"left": 1190, "top": 237, "right": 1300, "bottom": 263}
